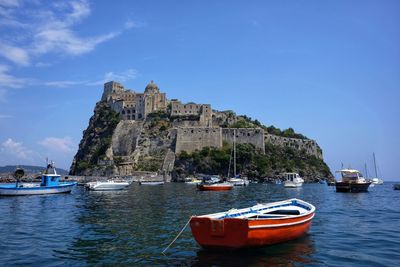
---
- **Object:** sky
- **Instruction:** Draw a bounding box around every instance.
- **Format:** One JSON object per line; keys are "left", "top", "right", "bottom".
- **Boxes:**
{"left": 0, "top": 0, "right": 399, "bottom": 180}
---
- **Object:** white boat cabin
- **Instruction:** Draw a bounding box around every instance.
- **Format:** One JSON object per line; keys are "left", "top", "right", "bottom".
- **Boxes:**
{"left": 336, "top": 169, "right": 367, "bottom": 183}
{"left": 284, "top": 173, "right": 302, "bottom": 182}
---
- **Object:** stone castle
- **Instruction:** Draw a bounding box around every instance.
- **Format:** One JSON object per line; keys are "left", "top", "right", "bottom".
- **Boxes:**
{"left": 101, "top": 81, "right": 322, "bottom": 162}
{"left": 102, "top": 80, "right": 212, "bottom": 126}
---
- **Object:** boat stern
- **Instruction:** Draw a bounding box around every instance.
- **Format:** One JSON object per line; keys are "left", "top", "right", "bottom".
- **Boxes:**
{"left": 190, "top": 217, "right": 248, "bottom": 249}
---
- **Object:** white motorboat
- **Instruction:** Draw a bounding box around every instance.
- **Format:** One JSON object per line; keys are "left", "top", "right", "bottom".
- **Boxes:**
{"left": 139, "top": 181, "right": 164, "bottom": 185}
{"left": 85, "top": 180, "right": 131, "bottom": 191}
{"left": 228, "top": 177, "right": 250, "bottom": 186}
{"left": 283, "top": 173, "right": 304, "bottom": 188}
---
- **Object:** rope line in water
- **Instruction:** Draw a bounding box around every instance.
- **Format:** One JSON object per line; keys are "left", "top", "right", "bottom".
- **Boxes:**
{"left": 162, "top": 216, "right": 193, "bottom": 254}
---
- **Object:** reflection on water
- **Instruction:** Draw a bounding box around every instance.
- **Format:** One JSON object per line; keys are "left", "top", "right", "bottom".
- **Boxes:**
{"left": 191, "top": 235, "right": 315, "bottom": 267}
{"left": 1, "top": 183, "right": 400, "bottom": 266}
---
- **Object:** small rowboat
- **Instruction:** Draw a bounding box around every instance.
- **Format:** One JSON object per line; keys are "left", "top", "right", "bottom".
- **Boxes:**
{"left": 190, "top": 198, "right": 315, "bottom": 249}
{"left": 197, "top": 182, "right": 233, "bottom": 191}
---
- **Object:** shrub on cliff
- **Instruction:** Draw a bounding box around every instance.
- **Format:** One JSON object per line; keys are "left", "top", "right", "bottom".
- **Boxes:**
{"left": 173, "top": 142, "right": 332, "bottom": 181}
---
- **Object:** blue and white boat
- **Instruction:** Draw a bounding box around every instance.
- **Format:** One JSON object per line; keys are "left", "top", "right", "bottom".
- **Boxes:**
{"left": 0, "top": 162, "right": 77, "bottom": 196}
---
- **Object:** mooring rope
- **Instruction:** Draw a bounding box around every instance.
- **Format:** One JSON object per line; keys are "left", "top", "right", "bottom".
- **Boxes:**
{"left": 162, "top": 216, "right": 193, "bottom": 254}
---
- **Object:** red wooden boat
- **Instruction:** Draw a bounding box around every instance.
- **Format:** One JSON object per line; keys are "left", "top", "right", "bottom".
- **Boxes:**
{"left": 197, "top": 182, "right": 233, "bottom": 191}
{"left": 190, "top": 198, "right": 315, "bottom": 249}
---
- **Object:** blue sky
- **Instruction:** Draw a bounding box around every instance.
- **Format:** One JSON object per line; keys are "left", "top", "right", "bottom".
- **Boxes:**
{"left": 0, "top": 0, "right": 399, "bottom": 180}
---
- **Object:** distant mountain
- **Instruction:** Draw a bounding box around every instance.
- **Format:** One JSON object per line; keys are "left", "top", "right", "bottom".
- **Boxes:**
{"left": 0, "top": 165, "right": 69, "bottom": 175}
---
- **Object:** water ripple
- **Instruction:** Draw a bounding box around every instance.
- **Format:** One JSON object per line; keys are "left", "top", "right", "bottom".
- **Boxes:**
{"left": 1, "top": 183, "right": 400, "bottom": 266}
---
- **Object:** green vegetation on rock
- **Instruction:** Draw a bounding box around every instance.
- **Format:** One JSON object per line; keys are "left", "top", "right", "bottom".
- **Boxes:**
{"left": 173, "top": 142, "right": 331, "bottom": 181}
{"left": 70, "top": 102, "right": 120, "bottom": 175}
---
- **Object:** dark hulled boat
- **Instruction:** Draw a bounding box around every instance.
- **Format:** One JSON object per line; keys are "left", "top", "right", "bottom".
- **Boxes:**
{"left": 335, "top": 169, "right": 371, "bottom": 193}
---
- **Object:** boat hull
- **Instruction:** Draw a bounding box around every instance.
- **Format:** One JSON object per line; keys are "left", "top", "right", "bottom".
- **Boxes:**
{"left": 284, "top": 182, "right": 303, "bottom": 188}
{"left": 335, "top": 182, "right": 371, "bottom": 193}
{"left": 198, "top": 184, "right": 233, "bottom": 191}
{"left": 85, "top": 182, "right": 129, "bottom": 191}
{"left": 139, "top": 181, "right": 164, "bottom": 185}
{"left": 0, "top": 182, "right": 76, "bottom": 196}
{"left": 190, "top": 213, "right": 314, "bottom": 249}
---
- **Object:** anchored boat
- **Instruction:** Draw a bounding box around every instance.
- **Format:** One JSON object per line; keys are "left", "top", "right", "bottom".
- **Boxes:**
{"left": 283, "top": 173, "right": 304, "bottom": 188}
{"left": 197, "top": 175, "right": 233, "bottom": 191}
{"left": 335, "top": 169, "right": 371, "bottom": 193}
{"left": 197, "top": 182, "right": 233, "bottom": 191}
{"left": 0, "top": 162, "right": 76, "bottom": 196}
{"left": 85, "top": 180, "right": 131, "bottom": 191}
{"left": 190, "top": 198, "right": 315, "bottom": 249}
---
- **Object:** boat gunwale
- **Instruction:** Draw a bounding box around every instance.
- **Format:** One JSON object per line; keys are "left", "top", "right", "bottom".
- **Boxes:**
{"left": 194, "top": 198, "right": 315, "bottom": 220}
{"left": 0, "top": 182, "right": 77, "bottom": 190}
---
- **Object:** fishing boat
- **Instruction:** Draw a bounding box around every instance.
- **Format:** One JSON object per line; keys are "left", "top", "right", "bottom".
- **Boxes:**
{"left": 0, "top": 162, "right": 76, "bottom": 196}
{"left": 335, "top": 169, "right": 371, "bottom": 192}
{"left": 189, "top": 198, "right": 315, "bottom": 249}
{"left": 85, "top": 180, "right": 131, "bottom": 191}
{"left": 283, "top": 173, "right": 304, "bottom": 188}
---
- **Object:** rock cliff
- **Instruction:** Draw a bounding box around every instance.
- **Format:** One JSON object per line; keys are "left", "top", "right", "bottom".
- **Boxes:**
{"left": 70, "top": 101, "right": 333, "bottom": 182}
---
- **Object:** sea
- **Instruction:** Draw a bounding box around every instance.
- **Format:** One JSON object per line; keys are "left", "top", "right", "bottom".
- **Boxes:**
{"left": 0, "top": 183, "right": 399, "bottom": 266}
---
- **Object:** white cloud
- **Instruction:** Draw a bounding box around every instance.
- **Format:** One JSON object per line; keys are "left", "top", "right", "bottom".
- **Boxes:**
{"left": 124, "top": 19, "right": 140, "bottom": 29}
{"left": 0, "top": 64, "right": 29, "bottom": 88}
{"left": 1, "top": 138, "right": 33, "bottom": 159}
{"left": 0, "top": 0, "right": 19, "bottom": 8}
{"left": 43, "top": 80, "right": 88, "bottom": 88}
{"left": 103, "top": 69, "right": 138, "bottom": 83}
{"left": 0, "top": 114, "right": 13, "bottom": 118}
{"left": 47, "top": 68, "right": 138, "bottom": 87}
{"left": 38, "top": 136, "right": 75, "bottom": 153}
{"left": 0, "top": 43, "right": 30, "bottom": 66}
{"left": 0, "top": 0, "right": 127, "bottom": 65}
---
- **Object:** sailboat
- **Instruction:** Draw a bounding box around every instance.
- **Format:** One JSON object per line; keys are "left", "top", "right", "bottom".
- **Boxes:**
{"left": 227, "top": 129, "right": 249, "bottom": 186}
{"left": 370, "top": 153, "right": 383, "bottom": 185}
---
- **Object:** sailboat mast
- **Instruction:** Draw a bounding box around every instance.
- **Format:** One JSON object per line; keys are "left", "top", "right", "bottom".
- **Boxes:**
{"left": 373, "top": 153, "right": 378, "bottom": 177}
{"left": 233, "top": 129, "right": 236, "bottom": 177}
{"left": 364, "top": 163, "right": 368, "bottom": 178}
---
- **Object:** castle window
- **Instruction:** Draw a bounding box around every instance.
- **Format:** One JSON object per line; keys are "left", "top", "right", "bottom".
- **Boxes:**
{"left": 122, "top": 110, "right": 125, "bottom": 114}
{"left": 127, "top": 110, "right": 131, "bottom": 114}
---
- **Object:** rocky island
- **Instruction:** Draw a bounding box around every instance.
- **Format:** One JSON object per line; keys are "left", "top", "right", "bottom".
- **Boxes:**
{"left": 70, "top": 81, "right": 333, "bottom": 182}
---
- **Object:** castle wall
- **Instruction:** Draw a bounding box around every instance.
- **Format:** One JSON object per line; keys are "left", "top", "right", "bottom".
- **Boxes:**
{"left": 170, "top": 101, "right": 212, "bottom": 127}
{"left": 175, "top": 127, "right": 222, "bottom": 154}
{"left": 264, "top": 133, "right": 322, "bottom": 159}
{"left": 222, "top": 128, "right": 265, "bottom": 154}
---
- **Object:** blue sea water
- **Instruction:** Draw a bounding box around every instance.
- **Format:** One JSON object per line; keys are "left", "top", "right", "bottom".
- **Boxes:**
{"left": 0, "top": 183, "right": 399, "bottom": 266}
